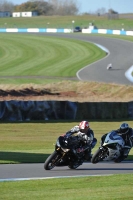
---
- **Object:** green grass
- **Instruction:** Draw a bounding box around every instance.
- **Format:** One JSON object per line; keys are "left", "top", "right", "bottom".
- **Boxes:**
{"left": 0, "top": 174, "right": 133, "bottom": 200}
{"left": 0, "top": 33, "right": 133, "bottom": 85}
{"left": 1, "top": 15, "right": 133, "bottom": 85}
{"left": 1, "top": 15, "right": 133, "bottom": 198}
{"left": 0, "top": 120, "right": 133, "bottom": 164}
{"left": 0, "top": 14, "right": 133, "bottom": 30}
{"left": 0, "top": 33, "right": 106, "bottom": 84}
{"left": 0, "top": 120, "right": 133, "bottom": 199}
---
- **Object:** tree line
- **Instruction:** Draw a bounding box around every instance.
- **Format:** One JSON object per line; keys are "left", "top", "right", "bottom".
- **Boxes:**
{"left": 0, "top": 0, "right": 79, "bottom": 16}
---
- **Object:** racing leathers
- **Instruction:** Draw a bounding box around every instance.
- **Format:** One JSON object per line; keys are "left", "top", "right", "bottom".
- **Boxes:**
{"left": 115, "top": 127, "right": 133, "bottom": 159}
{"left": 68, "top": 125, "right": 97, "bottom": 160}
{"left": 101, "top": 128, "right": 133, "bottom": 161}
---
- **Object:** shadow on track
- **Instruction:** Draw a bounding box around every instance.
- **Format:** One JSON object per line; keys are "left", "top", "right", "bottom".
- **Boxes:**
{"left": 0, "top": 151, "right": 48, "bottom": 163}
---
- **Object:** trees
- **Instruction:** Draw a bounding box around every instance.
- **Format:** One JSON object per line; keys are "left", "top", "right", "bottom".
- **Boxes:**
{"left": 96, "top": 7, "right": 106, "bottom": 15}
{"left": 0, "top": 0, "right": 14, "bottom": 12}
{"left": 14, "top": 1, "right": 53, "bottom": 15}
{"left": 48, "top": 0, "right": 79, "bottom": 15}
{"left": 13, "top": 0, "right": 79, "bottom": 15}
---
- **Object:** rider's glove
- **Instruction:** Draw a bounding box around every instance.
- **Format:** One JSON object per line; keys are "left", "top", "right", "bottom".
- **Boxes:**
{"left": 70, "top": 126, "right": 79, "bottom": 133}
{"left": 77, "top": 132, "right": 85, "bottom": 137}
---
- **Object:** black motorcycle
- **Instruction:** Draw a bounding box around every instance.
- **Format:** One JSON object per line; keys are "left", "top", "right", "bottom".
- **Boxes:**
{"left": 44, "top": 131, "right": 91, "bottom": 170}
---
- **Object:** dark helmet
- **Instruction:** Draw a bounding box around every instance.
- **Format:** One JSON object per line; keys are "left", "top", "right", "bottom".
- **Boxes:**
{"left": 120, "top": 123, "right": 129, "bottom": 134}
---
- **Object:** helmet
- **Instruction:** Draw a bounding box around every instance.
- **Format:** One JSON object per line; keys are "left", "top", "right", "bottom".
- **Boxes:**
{"left": 79, "top": 121, "right": 89, "bottom": 133}
{"left": 120, "top": 123, "right": 129, "bottom": 134}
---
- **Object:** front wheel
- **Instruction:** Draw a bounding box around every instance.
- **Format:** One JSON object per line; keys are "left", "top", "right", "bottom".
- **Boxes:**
{"left": 44, "top": 151, "right": 61, "bottom": 170}
{"left": 91, "top": 148, "right": 106, "bottom": 164}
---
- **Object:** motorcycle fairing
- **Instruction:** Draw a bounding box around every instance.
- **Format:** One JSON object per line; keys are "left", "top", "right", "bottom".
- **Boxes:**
{"left": 103, "top": 131, "right": 125, "bottom": 147}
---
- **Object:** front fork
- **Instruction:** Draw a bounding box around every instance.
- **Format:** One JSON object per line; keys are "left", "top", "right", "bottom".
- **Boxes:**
{"left": 99, "top": 146, "right": 108, "bottom": 158}
{"left": 55, "top": 147, "right": 67, "bottom": 162}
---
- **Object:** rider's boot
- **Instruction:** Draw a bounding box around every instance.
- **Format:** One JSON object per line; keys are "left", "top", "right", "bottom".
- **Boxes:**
{"left": 84, "top": 148, "right": 92, "bottom": 161}
{"left": 114, "top": 146, "right": 131, "bottom": 163}
{"left": 120, "top": 146, "right": 131, "bottom": 159}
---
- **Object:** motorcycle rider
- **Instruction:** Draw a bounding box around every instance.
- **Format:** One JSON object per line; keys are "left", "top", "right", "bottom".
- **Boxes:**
{"left": 67, "top": 120, "right": 97, "bottom": 161}
{"left": 101, "top": 122, "right": 133, "bottom": 161}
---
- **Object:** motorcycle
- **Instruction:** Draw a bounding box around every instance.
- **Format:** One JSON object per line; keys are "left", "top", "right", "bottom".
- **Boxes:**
{"left": 44, "top": 131, "right": 91, "bottom": 170}
{"left": 91, "top": 130, "right": 128, "bottom": 164}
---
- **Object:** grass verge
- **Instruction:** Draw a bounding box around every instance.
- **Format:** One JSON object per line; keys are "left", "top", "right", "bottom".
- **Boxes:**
{"left": 0, "top": 120, "right": 133, "bottom": 164}
{"left": 0, "top": 33, "right": 106, "bottom": 84}
{"left": 0, "top": 174, "right": 133, "bottom": 200}
{"left": 1, "top": 14, "right": 133, "bottom": 30}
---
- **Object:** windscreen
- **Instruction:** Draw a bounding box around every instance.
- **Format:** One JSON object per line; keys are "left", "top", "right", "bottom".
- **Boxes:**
{"left": 108, "top": 131, "right": 122, "bottom": 140}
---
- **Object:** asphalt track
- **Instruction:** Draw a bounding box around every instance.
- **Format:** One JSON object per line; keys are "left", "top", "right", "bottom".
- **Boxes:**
{"left": 1, "top": 33, "right": 133, "bottom": 181}
{"left": 0, "top": 162, "right": 133, "bottom": 181}
{"left": 40, "top": 33, "right": 133, "bottom": 85}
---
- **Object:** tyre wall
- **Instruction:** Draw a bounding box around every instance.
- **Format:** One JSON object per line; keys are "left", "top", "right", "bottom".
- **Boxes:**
{"left": 0, "top": 100, "right": 133, "bottom": 121}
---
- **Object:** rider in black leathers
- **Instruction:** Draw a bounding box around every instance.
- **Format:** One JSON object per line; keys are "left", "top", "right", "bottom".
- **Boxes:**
{"left": 67, "top": 120, "right": 97, "bottom": 161}
{"left": 101, "top": 122, "right": 133, "bottom": 161}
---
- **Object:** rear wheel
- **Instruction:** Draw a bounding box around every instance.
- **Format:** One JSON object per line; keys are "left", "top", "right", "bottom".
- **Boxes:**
{"left": 114, "top": 155, "right": 124, "bottom": 163}
{"left": 68, "top": 156, "right": 83, "bottom": 169}
{"left": 44, "top": 151, "right": 61, "bottom": 170}
{"left": 91, "top": 148, "right": 106, "bottom": 164}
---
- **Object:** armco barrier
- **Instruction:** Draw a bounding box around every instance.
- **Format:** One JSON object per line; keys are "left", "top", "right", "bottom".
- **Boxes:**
{"left": 0, "top": 100, "right": 133, "bottom": 121}
{"left": 0, "top": 28, "right": 72, "bottom": 33}
{"left": 0, "top": 28, "right": 133, "bottom": 36}
{"left": 82, "top": 28, "right": 133, "bottom": 36}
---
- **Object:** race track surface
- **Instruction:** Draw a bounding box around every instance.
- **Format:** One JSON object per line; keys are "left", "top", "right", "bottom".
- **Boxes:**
{"left": 0, "top": 162, "right": 133, "bottom": 180}
{"left": 40, "top": 33, "right": 133, "bottom": 85}
{"left": 1, "top": 33, "right": 133, "bottom": 181}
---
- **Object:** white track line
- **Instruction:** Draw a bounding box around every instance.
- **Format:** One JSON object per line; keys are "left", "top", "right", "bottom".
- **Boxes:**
{"left": 0, "top": 174, "right": 113, "bottom": 182}
{"left": 125, "top": 65, "right": 133, "bottom": 82}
